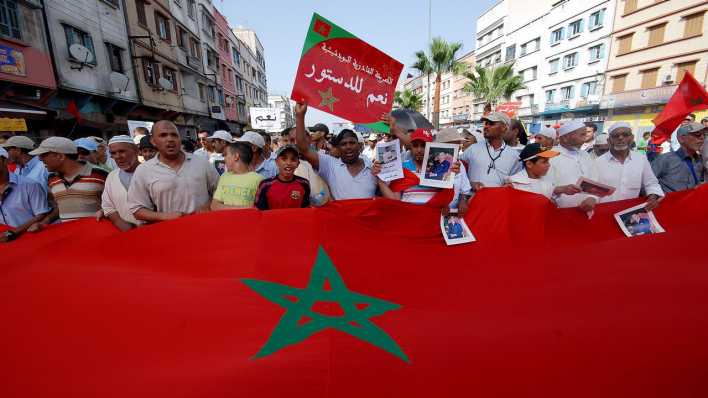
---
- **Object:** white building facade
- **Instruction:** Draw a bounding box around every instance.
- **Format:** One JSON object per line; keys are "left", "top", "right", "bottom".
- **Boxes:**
{"left": 267, "top": 95, "right": 294, "bottom": 131}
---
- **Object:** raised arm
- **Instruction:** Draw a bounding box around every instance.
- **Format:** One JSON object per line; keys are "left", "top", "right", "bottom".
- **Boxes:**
{"left": 381, "top": 113, "right": 410, "bottom": 147}
{"left": 294, "top": 102, "right": 320, "bottom": 170}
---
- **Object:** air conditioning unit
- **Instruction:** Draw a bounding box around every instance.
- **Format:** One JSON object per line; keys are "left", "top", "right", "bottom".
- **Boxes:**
{"left": 662, "top": 74, "right": 674, "bottom": 85}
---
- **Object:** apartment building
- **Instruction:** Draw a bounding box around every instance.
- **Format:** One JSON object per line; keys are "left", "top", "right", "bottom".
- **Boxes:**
{"left": 268, "top": 95, "right": 294, "bottom": 131}
{"left": 603, "top": 0, "right": 707, "bottom": 134}
{"left": 234, "top": 27, "right": 268, "bottom": 123}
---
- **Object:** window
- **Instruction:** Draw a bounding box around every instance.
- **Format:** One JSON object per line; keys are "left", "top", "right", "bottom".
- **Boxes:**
{"left": 562, "top": 52, "right": 578, "bottom": 70}
{"left": 197, "top": 83, "right": 205, "bottom": 102}
{"left": 588, "top": 43, "right": 605, "bottom": 62}
{"left": 187, "top": 0, "right": 196, "bottom": 19}
{"left": 580, "top": 81, "right": 598, "bottom": 97}
{"left": 640, "top": 68, "right": 659, "bottom": 89}
{"left": 105, "top": 43, "right": 123, "bottom": 73}
{"left": 624, "top": 0, "right": 637, "bottom": 15}
{"left": 523, "top": 67, "right": 537, "bottom": 82}
{"left": 143, "top": 59, "right": 160, "bottom": 86}
{"left": 551, "top": 27, "right": 564, "bottom": 45}
{"left": 162, "top": 67, "right": 177, "bottom": 92}
{"left": 505, "top": 45, "right": 516, "bottom": 61}
{"left": 63, "top": 25, "right": 96, "bottom": 65}
{"left": 155, "top": 12, "right": 171, "bottom": 42}
{"left": 217, "top": 88, "right": 224, "bottom": 105}
{"left": 202, "top": 12, "right": 214, "bottom": 38}
{"left": 617, "top": 33, "right": 633, "bottom": 55}
{"left": 589, "top": 9, "right": 605, "bottom": 30}
{"left": 676, "top": 61, "right": 697, "bottom": 82}
{"left": 232, "top": 47, "right": 240, "bottom": 66}
{"left": 568, "top": 19, "right": 583, "bottom": 38}
{"left": 207, "top": 86, "right": 215, "bottom": 102}
{"left": 176, "top": 26, "right": 187, "bottom": 49}
{"left": 612, "top": 74, "right": 627, "bottom": 93}
{"left": 189, "top": 38, "right": 200, "bottom": 58}
{"left": 683, "top": 12, "right": 704, "bottom": 38}
{"left": 0, "top": 0, "right": 22, "bottom": 40}
{"left": 549, "top": 58, "right": 559, "bottom": 74}
{"left": 136, "top": 0, "right": 147, "bottom": 26}
{"left": 560, "top": 85, "right": 574, "bottom": 100}
{"left": 520, "top": 43, "right": 527, "bottom": 56}
{"left": 206, "top": 48, "right": 218, "bottom": 70}
{"left": 647, "top": 23, "right": 666, "bottom": 47}
{"left": 545, "top": 89, "right": 555, "bottom": 103}
{"left": 103, "top": 0, "right": 120, "bottom": 7}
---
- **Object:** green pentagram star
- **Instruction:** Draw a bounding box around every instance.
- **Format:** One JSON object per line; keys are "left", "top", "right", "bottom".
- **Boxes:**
{"left": 318, "top": 87, "right": 339, "bottom": 112}
{"left": 242, "top": 246, "right": 409, "bottom": 362}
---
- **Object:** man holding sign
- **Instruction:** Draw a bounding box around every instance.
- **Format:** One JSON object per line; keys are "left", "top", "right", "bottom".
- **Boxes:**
{"left": 291, "top": 13, "right": 403, "bottom": 133}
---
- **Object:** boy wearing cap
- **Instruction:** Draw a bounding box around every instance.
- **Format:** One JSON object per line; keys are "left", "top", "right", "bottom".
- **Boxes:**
{"left": 651, "top": 122, "right": 705, "bottom": 192}
{"left": 31, "top": 136, "right": 108, "bottom": 223}
{"left": 236, "top": 131, "right": 277, "bottom": 179}
{"left": 211, "top": 142, "right": 263, "bottom": 210}
{"left": 206, "top": 130, "right": 233, "bottom": 175}
{"left": 459, "top": 112, "right": 522, "bottom": 190}
{"left": 1, "top": 135, "right": 49, "bottom": 192}
{"left": 0, "top": 147, "right": 51, "bottom": 242}
{"left": 508, "top": 143, "right": 578, "bottom": 200}
{"left": 74, "top": 138, "right": 111, "bottom": 172}
{"left": 254, "top": 145, "right": 310, "bottom": 210}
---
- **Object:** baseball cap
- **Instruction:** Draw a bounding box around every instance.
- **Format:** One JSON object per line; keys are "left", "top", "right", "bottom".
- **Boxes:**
{"left": 74, "top": 137, "right": 98, "bottom": 151}
{"left": 139, "top": 135, "right": 155, "bottom": 150}
{"left": 607, "top": 122, "right": 631, "bottom": 135}
{"left": 436, "top": 127, "right": 463, "bottom": 143}
{"left": 410, "top": 128, "right": 433, "bottom": 143}
{"left": 276, "top": 144, "right": 299, "bottom": 158}
{"left": 29, "top": 136, "right": 78, "bottom": 155}
{"left": 480, "top": 112, "right": 511, "bottom": 126}
{"left": 558, "top": 120, "right": 586, "bottom": 137}
{"left": 519, "top": 143, "right": 559, "bottom": 162}
{"left": 0, "top": 147, "right": 8, "bottom": 159}
{"left": 236, "top": 131, "right": 265, "bottom": 149}
{"left": 535, "top": 126, "right": 556, "bottom": 140}
{"left": 677, "top": 122, "right": 704, "bottom": 137}
{"left": 108, "top": 135, "right": 135, "bottom": 146}
{"left": 207, "top": 130, "right": 234, "bottom": 143}
{"left": 308, "top": 123, "right": 329, "bottom": 134}
{"left": 0, "top": 135, "right": 35, "bottom": 150}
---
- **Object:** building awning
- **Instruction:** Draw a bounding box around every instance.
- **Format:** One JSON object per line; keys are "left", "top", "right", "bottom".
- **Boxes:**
{"left": 0, "top": 100, "right": 56, "bottom": 120}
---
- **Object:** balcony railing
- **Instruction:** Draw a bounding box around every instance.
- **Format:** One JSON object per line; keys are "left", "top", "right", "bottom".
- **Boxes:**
{"left": 602, "top": 84, "right": 678, "bottom": 108}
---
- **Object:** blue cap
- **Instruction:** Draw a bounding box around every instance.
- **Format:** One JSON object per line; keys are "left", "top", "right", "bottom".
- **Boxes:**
{"left": 73, "top": 137, "right": 98, "bottom": 151}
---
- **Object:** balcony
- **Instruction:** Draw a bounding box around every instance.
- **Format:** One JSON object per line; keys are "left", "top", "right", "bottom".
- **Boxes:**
{"left": 517, "top": 104, "right": 538, "bottom": 117}
{"left": 602, "top": 84, "right": 678, "bottom": 109}
{"left": 544, "top": 100, "right": 570, "bottom": 112}
{"left": 187, "top": 55, "right": 201, "bottom": 70}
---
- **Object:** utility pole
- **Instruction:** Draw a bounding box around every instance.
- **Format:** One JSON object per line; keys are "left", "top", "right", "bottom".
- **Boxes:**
{"left": 426, "top": 0, "right": 431, "bottom": 121}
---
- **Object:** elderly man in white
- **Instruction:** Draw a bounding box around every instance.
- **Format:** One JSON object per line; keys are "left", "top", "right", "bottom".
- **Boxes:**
{"left": 543, "top": 120, "right": 599, "bottom": 212}
{"left": 595, "top": 122, "right": 664, "bottom": 210}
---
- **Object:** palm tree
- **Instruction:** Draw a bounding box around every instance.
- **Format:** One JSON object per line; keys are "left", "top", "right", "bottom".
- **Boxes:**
{"left": 394, "top": 89, "right": 423, "bottom": 111}
{"left": 412, "top": 37, "right": 465, "bottom": 129}
{"left": 463, "top": 64, "right": 525, "bottom": 112}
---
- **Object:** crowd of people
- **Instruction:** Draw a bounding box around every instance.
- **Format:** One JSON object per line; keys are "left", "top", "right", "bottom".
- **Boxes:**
{"left": 1, "top": 104, "right": 706, "bottom": 242}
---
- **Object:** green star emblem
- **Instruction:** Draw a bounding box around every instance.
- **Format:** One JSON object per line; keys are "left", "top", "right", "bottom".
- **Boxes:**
{"left": 242, "top": 246, "right": 409, "bottom": 362}
{"left": 318, "top": 87, "right": 339, "bottom": 112}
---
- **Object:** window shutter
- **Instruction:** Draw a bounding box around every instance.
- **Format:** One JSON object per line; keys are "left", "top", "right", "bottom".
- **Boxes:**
{"left": 569, "top": 85, "right": 575, "bottom": 99}
{"left": 560, "top": 27, "right": 565, "bottom": 39}
{"left": 599, "top": 43, "right": 605, "bottom": 59}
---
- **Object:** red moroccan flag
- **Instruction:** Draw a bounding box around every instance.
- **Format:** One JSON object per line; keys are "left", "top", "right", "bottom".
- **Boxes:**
{"left": 651, "top": 72, "right": 708, "bottom": 144}
{"left": 66, "top": 99, "right": 82, "bottom": 124}
{"left": 2, "top": 187, "right": 708, "bottom": 397}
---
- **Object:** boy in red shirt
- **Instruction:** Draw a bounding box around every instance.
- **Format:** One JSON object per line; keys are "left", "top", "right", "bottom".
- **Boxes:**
{"left": 255, "top": 145, "right": 310, "bottom": 210}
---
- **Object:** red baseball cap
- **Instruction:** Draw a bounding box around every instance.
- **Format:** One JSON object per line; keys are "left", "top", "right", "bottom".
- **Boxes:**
{"left": 410, "top": 128, "right": 433, "bottom": 143}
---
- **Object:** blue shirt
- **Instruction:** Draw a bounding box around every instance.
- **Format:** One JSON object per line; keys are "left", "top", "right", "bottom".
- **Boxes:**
{"left": 0, "top": 173, "right": 51, "bottom": 228}
{"left": 256, "top": 157, "right": 278, "bottom": 179}
{"left": 14, "top": 156, "right": 49, "bottom": 193}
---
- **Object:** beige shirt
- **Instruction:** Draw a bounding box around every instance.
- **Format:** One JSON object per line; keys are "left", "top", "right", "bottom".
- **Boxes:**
{"left": 128, "top": 152, "right": 219, "bottom": 215}
{"left": 508, "top": 169, "right": 555, "bottom": 200}
{"left": 101, "top": 169, "right": 139, "bottom": 225}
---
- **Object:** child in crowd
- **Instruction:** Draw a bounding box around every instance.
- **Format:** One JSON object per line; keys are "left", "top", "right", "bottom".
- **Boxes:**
{"left": 507, "top": 143, "right": 559, "bottom": 200}
{"left": 210, "top": 142, "right": 263, "bottom": 210}
{"left": 254, "top": 145, "right": 311, "bottom": 210}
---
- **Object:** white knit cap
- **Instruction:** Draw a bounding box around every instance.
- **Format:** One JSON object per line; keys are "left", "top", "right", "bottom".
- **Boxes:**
{"left": 536, "top": 126, "right": 556, "bottom": 140}
{"left": 558, "top": 120, "right": 586, "bottom": 137}
{"left": 594, "top": 133, "right": 609, "bottom": 145}
{"left": 108, "top": 135, "right": 135, "bottom": 145}
{"left": 607, "top": 122, "right": 632, "bottom": 135}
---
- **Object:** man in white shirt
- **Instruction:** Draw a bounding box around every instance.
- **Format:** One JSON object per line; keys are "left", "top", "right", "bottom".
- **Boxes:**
{"left": 590, "top": 133, "right": 609, "bottom": 159}
{"left": 459, "top": 112, "right": 522, "bottom": 190}
{"left": 362, "top": 134, "right": 377, "bottom": 161}
{"left": 99, "top": 135, "right": 141, "bottom": 231}
{"left": 533, "top": 126, "right": 556, "bottom": 148}
{"left": 543, "top": 120, "right": 598, "bottom": 211}
{"left": 595, "top": 122, "right": 663, "bottom": 210}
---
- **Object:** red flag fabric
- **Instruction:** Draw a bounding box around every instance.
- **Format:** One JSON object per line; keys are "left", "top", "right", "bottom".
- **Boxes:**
{"left": 66, "top": 100, "right": 82, "bottom": 124}
{"left": 2, "top": 187, "right": 708, "bottom": 397}
{"left": 651, "top": 72, "right": 708, "bottom": 144}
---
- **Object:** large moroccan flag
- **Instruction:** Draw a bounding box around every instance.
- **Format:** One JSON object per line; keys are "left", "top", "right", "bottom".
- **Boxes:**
{"left": 291, "top": 13, "right": 403, "bottom": 132}
{"left": 2, "top": 187, "right": 708, "bottom": 397}
{"left": 651, "top": 71, "right": 708, "bottom": 144}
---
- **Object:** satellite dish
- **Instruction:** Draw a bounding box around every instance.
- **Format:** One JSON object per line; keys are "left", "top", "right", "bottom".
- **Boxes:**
{"left": 225, "top": 96, "right": 233, "bottom": 105}
{"left": 109, "top": 72, "right": 129, "bottom": 93}
{"left": 69, "top": 44, "right": 93, "bottom": 64}
{"left": 158, "top": 77, "right": 173, "bottom": 91}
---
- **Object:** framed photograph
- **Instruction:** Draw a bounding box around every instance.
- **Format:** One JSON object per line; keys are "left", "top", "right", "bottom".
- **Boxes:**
{"left": 421, "top": 142, "right": 459, "bottom": 189}
{"left": 440, "top": 210, "right": 476, "bottom": 246}
{"left": 375, "top": 138, "right": 403, "bottom": 182}
{"left": 576, "top": 177, "right": 616, "bottom": 197}
{"left": 614, "top": 203, "right": 665, "bottom": 238}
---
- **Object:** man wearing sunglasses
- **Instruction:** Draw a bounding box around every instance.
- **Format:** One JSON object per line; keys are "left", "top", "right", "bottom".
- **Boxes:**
{"left": 595, "top": 122, "right": 663, "bottom": 211}
{"left": 458, "top": 112, "right": 522, "bottom": 191}
{"left": 652, "top": 122, "right": 705, "bottom": 193}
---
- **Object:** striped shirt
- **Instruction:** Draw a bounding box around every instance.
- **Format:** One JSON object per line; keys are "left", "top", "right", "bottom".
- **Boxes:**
{"left": 48, "top": 162, "right": 108, "bottom": 222}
